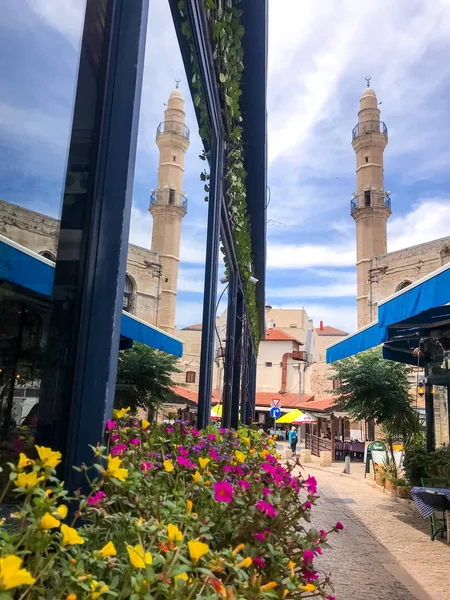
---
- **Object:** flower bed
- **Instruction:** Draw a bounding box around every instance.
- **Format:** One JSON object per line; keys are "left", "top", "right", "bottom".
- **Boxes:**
{"left": 0, "top": 418, "right": 340, "bottom": 598}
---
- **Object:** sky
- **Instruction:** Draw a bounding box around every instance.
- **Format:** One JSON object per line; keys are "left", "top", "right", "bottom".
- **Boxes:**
{"left": 1, "top": 0, "right": 450, "bottom": 333}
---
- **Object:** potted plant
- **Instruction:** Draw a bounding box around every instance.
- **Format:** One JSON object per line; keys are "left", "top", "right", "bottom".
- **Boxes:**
{"left": 393, "top": 477, "right": 411, "bottom": 498}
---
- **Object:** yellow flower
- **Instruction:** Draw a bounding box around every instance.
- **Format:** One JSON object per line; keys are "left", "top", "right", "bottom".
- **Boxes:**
{"left": 113, "top": 406, "right": 130, "bottom": 419}
{"left": 192, "top": 470, "right": 201, "bottom": 483}
{"left": 67, "top": 595, "right": 77, "bottom": 600}
{"left": 90, "top": 580, "right": 109, "bottom": 600}
{"left": 106, "top": 455, "right": 128, "bottom": 481}
{"left": 243, "top": 437, "right": 251, "bottom": 446}
{"left": 40, "top": 512, "right": 61, "bottom": 530}
{"left": 288, "top": 560, "right": 295, "bottom": 577}
{"left": 232, "top": 544, "right": 245, "bottom": 555}
{"left": 163, "top": 459, "right": 174, "bottom": 473}
{"left": 174, "top": 573, "right": 189, "bottom": 586}
{"left": 238, "top": 557, "right": 252, "bottom": 568}
{"left": 267, "top": 438, "right": 275, "bottom": 445}
{"left": 141, "top": 419, "right": 150, "bottom": 430}
{"left": 198, "top": 457, "right": 210, "bottom": 469}
{"left": 98, "top": 541, "right": 116, "bottom": 557}
{"left": 188, "top": 540, "right": 209, "bottom": 562}
{"left": 259, "top": 451, "right": 267, "bottom": 459}
{"left": 15, "top": 471, "right": 44, "bottom": 488}
{"left": 35, "top": 446, "right": 62, "bottom": 469}
{"left": 283, "top": 590, "right": 289, "bottom": 599}
{"left": 300, "top": 584, "right": 316, "bottom": 592}
{"left": 186, "top": 500, "right": 193, "bottom": 513}
{"left": 0, "top": 555, "right": 36, "bottom": 590}
{"left": 167, "top": 523, "right": 183, "bottom": 542}
{"left": 127, "top": 544, "right": 152, "bottom": 569}
{"left": 235, "top": 450, "right": 246, "bottom": 464}
{"left": 61, "top": 524, "right": 85, "bottom": 546}
{"left": 260, "top": 582, "right": 277, "bottom": 591}
{"left": 57, "top": 505, "right": 68, "bottom": 519}
{"left": 17, "top": 453, "right": 33, "bottom": 471}
{"left": 250, "top": 448, "right": 256, "bottom": 456}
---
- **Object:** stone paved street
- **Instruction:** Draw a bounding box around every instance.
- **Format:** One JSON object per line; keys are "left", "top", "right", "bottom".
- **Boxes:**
{"left": 296, "top": 463, "right": 450, "bottom": 600}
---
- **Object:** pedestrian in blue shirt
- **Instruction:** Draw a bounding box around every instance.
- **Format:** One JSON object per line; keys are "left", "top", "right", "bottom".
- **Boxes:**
{"left": 288, "top": 426, "right": 298, "bottom": 456}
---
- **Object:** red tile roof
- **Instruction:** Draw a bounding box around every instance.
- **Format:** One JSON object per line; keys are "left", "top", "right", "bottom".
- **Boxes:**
{"left": 315, "top": 325, "right": 348, "bottom": 336}
{"left": 265, "top": 329, "right": 302, "bottom": 343}
{"left": 170, "top": 386, "right": 218, "bottom": 404}
{"left": 299, "top": 396, "right": 338, "bottom": 412}
{"left": 182, "top": 324, "right": 202, "bottom": 331}
{"left": 255, "top": 392, "right": 314, "bottom": 408}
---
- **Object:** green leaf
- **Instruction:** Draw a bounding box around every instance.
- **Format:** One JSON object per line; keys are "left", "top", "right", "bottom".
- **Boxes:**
{"left": 219, "top": 72, "right": 227, "bottom": 83}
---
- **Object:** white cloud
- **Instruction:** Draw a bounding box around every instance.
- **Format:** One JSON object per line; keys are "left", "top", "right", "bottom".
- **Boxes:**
{"left": 24, "top": 0, "right": 85, "bottom": 45}
{"left": 267, "top": 242, "right": 354, "bottom": 270}
{"left": 268, "top": 283, "right": 355, "bottom": 300}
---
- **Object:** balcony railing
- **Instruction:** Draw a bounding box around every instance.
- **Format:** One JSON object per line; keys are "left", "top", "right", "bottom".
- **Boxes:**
{"left": 156, "top": 120, "right": 190, "bottom": 141}
{"left": 150, "top": 188, "right": 188, "bottom": 211}
{"left": 350, "top": 193, "right": 391, "bottom": 214}
{"left": 350, "top": 198, "right": 357, "bottom": 213}
{"left": 384, "top": 195, "right": 391, "bottom": 210}
{"left": 352, "top": 120, "right": 388, "bottom": 141}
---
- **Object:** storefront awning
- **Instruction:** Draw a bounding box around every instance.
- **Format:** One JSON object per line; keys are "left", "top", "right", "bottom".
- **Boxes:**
{"left": 326, "top": 320, "right": 387, "bottom": 363}
{"left": 0, "top": 235, "right": 182, "bottom": 357}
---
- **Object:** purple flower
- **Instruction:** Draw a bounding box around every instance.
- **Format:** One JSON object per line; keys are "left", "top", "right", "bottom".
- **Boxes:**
{"left": 141, "top": 462, "right": 152, "bottom": 472}
{"left": 238, "top": 480, "right": 250, "bottom": 491}
{"left": 111, "top": 444, "right": 127, "bottom": 456}
{"left": 262, "top": 487, "right": 273, "bottom": 498}
{"left": 303, "top": 549, "right": 315, "bottom": 565}
{"left": 129, "top": 438, "right": 140, "bottom": 446}
{"left": 253, "top": 557, "right": 265, "bottom": 568}
{"left": 255, "top": 500, "right": 278, "bottom": 518}
{"left": 87, "top": 491, "right": 106, "bottom": 505}
{"left": 253, "top": 532, "right": 265, "bottom": 542}
{"left": 177, "top": 456, "right": 195, "bottom": 470}
{"left": 106, "top": 420, "right": 116, "bottom": 431}
{"left": 214, "top": 481, "right": 233, "bottom": 503}
{"left": 304, "top": 475, "right": 318, "bottom": 495}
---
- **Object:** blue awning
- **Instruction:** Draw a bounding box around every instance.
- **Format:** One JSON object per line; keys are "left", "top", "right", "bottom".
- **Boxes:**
{"left": 378, "top": 262, "right": 450, "bottom": 328}
{"left": 0, "top": 235, "right": 182, "bottom": 357}
{"left": 326, "top": 321, "right": 387, "bottom": 363}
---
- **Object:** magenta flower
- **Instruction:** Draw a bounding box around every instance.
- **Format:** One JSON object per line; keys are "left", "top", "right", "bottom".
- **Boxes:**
{"left": 261, "top": 462, "right": 276, "bottom": 475}
{"left": 140, "top": 461, "right": 152, "bottom": 472}
{"left": 304, "top": 501, "right": 312, "bottom": 510}
{"left": 238, "top": 480, "right": 250, "bottom": 491}
{"left": 304, "top": 475, "right": 318, "bottom": 494}
{"left": 177, "top": 456, "right": 196, "bottom": 470}
{"left": 106, "top": 420, "right": 116, "bottom": 431}
{"left": 87, "top": 491, "right": 106, "bottom": 505}
{"left": 129, "top": 438, "right": 140, "bottom": 446}
{"left": 191, "top": 428, "right": 200, "bottom": 437}
{"left": 253, "top": 532, "right": 265, "bottom": 542}
{"left": 253, "top": 557, "right": 265, "bottom": 568}
{"left": 262, "top": 487, "right": 273, "bottom": 498}
{"left": 210, "top": 448, "right": 220, "bottom": 461}
{"left": 213, "top": 481, "right": 233, "bottom": 503}
{"left": 314, "top": 546, "right": 323, "bottom": 556}
{"left": 207, "top": 434, "right": 216, "bottom": 441}
{"left": 319, "top": 529, "right": 327, "bottom": 541}
{"left": 303, "top": 549, "right": 315, "bottom": 565}
{"left": 111, "top": 443, "right": 127, "bottom": 456}
{"left": 327, "top": 596, "right": 336, "bottom": 600}
{"left": 110, "top": 433, "right": 120, "bottom": 443}
{"left": 255, "top": 500, "right": 278, "bottom": 518}
{"left": 303, "top": 569, "right": 319, "bottom": 583}
{"left": 218, "top": 428, "right": 227, "bottom": 434}
{"left": 334, "top": 521, "right": 344, "bottom": 531}
{"left": 178, "top": 446, "right": 189, "bottom": 457}
{"left": 166, "top": 427, "right": 174, "bottom": 434}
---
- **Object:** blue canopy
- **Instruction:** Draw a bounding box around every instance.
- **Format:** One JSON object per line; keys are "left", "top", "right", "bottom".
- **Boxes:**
{"left": 0, "top": 235, "right": 182, "bottom": 358}
{"left": 326, "top": 321, "right": 387, "bottom": 363}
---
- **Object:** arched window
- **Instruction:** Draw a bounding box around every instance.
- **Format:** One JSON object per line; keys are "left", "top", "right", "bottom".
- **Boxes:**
{"left": 395, "top": 280, "right": 412, "bottom": 293}
{"left": 39, "top": 250, "right": 55, "bottom": 261}
{"left": 123, "top": 275, "right": 133, "bottom": 312}
{"left": 186, "top": 371, "right": 196, "bottom": 384}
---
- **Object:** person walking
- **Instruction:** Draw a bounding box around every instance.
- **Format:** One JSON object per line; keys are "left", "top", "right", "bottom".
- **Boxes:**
{"left": 288, "top": 426, "right": 298, "bottom": 456}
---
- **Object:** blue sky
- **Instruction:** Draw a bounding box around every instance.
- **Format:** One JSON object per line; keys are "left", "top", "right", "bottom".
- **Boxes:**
{"left": 1, "top": 0, "right": 450, "bottom": 333}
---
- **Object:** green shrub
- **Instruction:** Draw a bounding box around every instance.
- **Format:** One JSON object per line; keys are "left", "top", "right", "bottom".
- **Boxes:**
{"left": 403, "top": 445, "right": 450, "bottom": 486}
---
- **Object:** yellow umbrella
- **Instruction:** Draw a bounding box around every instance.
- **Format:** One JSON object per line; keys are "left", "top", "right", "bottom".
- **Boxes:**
{"left": 211, "top": 405, "right": 223, "bottom": 420}
{"left": 276, "top": 409, "right": 303, "bottom": 424}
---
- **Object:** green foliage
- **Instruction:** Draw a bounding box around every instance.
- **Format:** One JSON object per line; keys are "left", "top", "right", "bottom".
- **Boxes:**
{"left": 403, "top": 445, "right": 450, "bottom": 486}
{"left": 115, "top": 343, "right": 180, "bottom": 414}
{"left": 178, "top": 0, "right": 260, "bottom": 349}
{"left": 332, "top": 348, "right": 413, "bottom": 423}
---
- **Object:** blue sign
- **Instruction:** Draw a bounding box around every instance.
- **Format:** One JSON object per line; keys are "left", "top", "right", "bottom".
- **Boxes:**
{"left": 270, "top": 407, "right": 281, "bottom": 419}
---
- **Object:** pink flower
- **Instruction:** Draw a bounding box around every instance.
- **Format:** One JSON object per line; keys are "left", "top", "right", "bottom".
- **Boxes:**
{"left": 304, "top": 501, "right": 312, "bottom": 510}
{"left": 213, "top": 481, "right": 233, "bottom": 503}
{"left": 191, "top": 428, "right": 200, "bottom": 437}
{"left": 111, "top": 443, "right": 127, "bottom": 456}
{"left": 210, "top": 448, "right": 220, "bottom": 461}
{"left": 178, "top": 446, "right": 189, "bottom": 457}
{"left": 303, "top": 569, "right": 319, "bottom": 583}
{"left": 110, "top": 433, "right": 120, "bottom": 443}
{"left": 319, "top": 529, "right": 327, "bottom": 542}
{"left": 262, "top": 487, "right": 273, "bottom": 498}
{"left": 177, "top": 456, "right": 195, "bottom": 469}
{"left": 327, "top": 596, "right": 336, "bottom": 600}
{"left": 334, "top": 521, "right": 344, "bottom": 531}
{"left": 253, "top": 557, "right": 265, "bottom": 568}
{"left": 106, "top": 420, "right": 116, "bottom": 431}
{"left": 304, "top": 475, "right": 318, "bottom": 494}
{"left": 253, "top": 532, "right": 265, "bottom": 542}
{"left": 303, "top": 549, "right": 315, "bottom": 565}
{"left": 255, "top": 500, "right": 278, "bottom": 518}
{"left": 129, "top": 438, "right": 140, "bottom": 446}
{"left": 314, "top": 546, "right": 323, "bottom": 556}
{"left": 87, "top": 491, "right": 106, "bottom": 505}
{"left": 261, "top": 462, "right": 276, "bottom": 475}
{"left": 238, "top": 480, "right": 250, "bottom": 491}
{"left": 166, "top": 427, "right": 174, "bottom": 434}
{"left": 140, "top": 462, "right": 152, "bottom": 472}
{"left": 218, "top": 428, "right": 227, "bottom": 434}
{"left": 207, "top": 434, "right": 216, "bottom": 441}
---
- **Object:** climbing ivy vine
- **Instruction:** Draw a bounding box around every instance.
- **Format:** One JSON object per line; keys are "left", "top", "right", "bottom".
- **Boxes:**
{"left": 178, "top": 0, "right": 260, "bottom": 350}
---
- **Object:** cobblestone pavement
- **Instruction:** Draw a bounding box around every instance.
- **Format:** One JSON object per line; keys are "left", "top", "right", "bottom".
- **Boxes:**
{"left": 298, "top": 464, "right": 450, "bottom": 600}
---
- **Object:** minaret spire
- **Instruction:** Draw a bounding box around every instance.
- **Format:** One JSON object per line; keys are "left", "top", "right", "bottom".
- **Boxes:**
{"left": 351, "top": 83, "right": 391, "bottom": 328}
{"left": 149, "top": 88, "right": 190, "bottom": 332}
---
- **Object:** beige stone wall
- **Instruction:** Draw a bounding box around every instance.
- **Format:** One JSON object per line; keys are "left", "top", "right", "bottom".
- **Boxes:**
{"left": 256, "top": 339, "right": 299, "bottom": 393}
{"left": 0, "top": 199, "right": 161, "bottom": 326}
{"left": 368, "top": 237, "right": 450, "bottom": 322}
{"left": 434, "top": 386, "right": 450, "bottom": 447}
{"left": 172, "top": 329, "right": 202, "bottom": 390}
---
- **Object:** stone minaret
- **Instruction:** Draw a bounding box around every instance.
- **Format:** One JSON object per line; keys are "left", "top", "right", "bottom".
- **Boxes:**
{"left": 351, "top": 80, "right": 391, "bottom": 328}
{"left": 150, "top": 87, "right": 190, "bottom": 332}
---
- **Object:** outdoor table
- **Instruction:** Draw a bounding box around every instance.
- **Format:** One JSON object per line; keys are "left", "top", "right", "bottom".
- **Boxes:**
{"left": 410, "top": 486, "right": 450, "bottom": 543}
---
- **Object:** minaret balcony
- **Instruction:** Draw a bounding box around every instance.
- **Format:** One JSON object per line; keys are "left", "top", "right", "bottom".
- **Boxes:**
{"left": 352, "top": 120, "right": 388, "bottom": 141}
{"left": 156, "top": 119, "right": 190, "bottom": 141}
{"left": 150, "top": 188, "right": 188, "bottom": 211}
{"left": 350, "top": 192, "right": 391, "bottom": 214}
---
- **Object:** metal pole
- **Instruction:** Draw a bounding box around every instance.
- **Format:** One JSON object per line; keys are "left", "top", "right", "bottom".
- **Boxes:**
{"left": 424, "top": 364, "right": 435, "bottom": 452}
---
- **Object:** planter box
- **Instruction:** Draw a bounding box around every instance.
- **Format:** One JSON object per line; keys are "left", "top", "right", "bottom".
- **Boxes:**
{"left": 375, "top": 473, "right": 383, "bottom": 485}
{"left": 385, "top": 479, "right": 396, "bottom": 493}
{"left": 395, "top": 485, "right": 411, "bottom": 499}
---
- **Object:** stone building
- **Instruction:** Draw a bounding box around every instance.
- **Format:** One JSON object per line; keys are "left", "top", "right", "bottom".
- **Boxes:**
{"left": 0, "top": 87, "right": 189, "bottom": 330}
